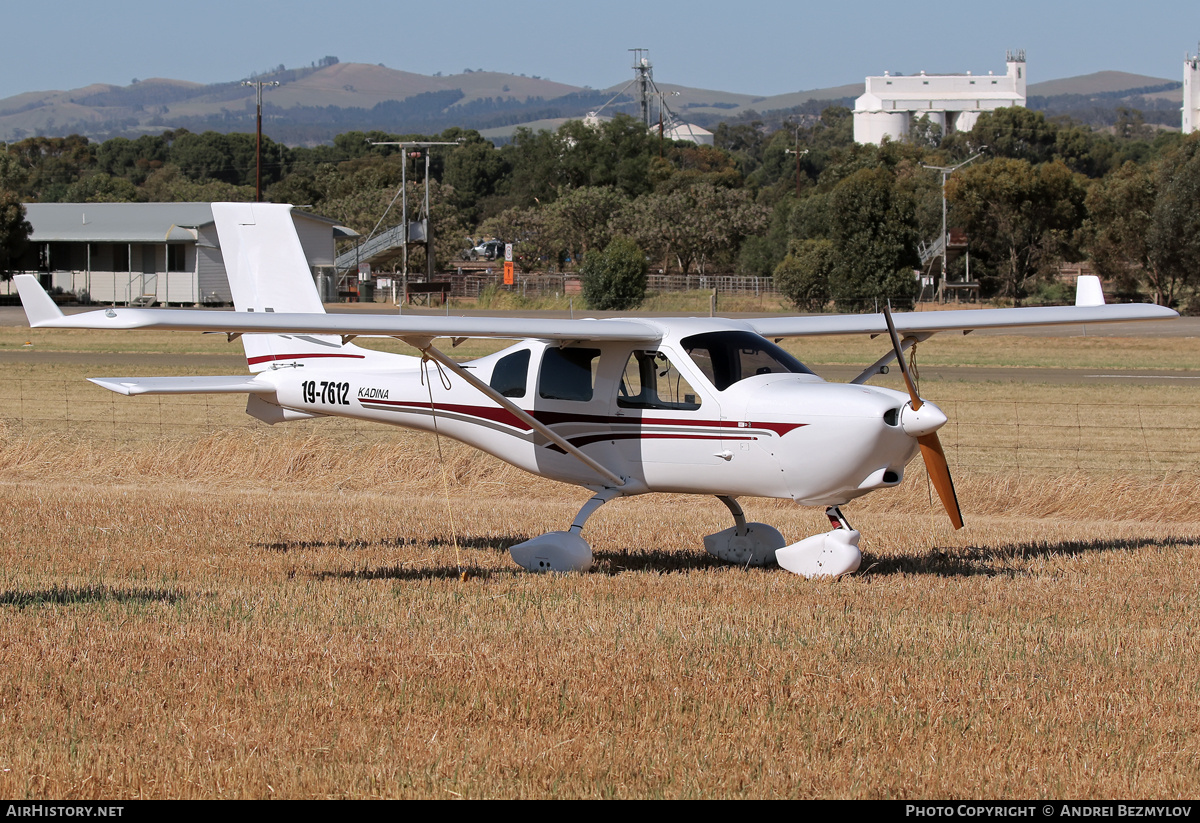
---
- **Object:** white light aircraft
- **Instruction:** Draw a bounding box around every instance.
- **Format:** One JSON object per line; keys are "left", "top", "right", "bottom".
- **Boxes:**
{"left": 14, "top": 203, "right": 1179, "bottom": 577}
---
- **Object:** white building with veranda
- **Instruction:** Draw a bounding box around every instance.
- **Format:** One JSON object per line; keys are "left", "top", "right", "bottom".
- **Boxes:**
{"left": 7, "top": 203, "right": 354, "bottom": 306}
{"left": 853, "top": 51, "right": 1027, "bottom": 145}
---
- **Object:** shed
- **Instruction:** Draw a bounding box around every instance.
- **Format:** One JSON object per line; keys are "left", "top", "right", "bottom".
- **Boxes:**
{"left": 10, "top": 202, "right": 356, "bottom": 305}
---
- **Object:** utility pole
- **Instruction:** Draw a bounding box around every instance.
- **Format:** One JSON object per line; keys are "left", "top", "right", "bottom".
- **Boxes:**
{"left": 241, "top": 80, "right": 279, "bottom": 202}
{"left": 784, "top": 121, "right": 809, "bottom": 200}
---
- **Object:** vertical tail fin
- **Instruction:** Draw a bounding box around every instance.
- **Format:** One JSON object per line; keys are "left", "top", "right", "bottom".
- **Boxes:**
{"left": 213, "top": 202, "right": 354, "bottom": 371}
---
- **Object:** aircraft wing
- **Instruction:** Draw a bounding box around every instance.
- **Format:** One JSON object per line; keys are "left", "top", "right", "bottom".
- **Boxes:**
{"left": 14, "top": 274, "right": 1177, "bottom": 344}
{"left": 748, "top": 303, "right": 1178, "bottom": 338}
{"left": 14, "top": 275, "right": 662, "bottom": 343}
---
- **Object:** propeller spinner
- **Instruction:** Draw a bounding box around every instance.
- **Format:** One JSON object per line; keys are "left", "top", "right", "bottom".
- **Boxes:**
{"left": 882, "top": 305, "right": 964, "bottom": 530}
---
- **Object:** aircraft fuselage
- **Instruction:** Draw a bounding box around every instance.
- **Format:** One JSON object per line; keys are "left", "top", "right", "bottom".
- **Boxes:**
{"left": 253, "top": 322, "right": 921, "bottom": 506}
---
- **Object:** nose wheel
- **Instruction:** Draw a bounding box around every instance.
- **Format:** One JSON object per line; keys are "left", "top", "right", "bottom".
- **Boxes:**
{"left": 774, "top": 505, "right": 862, "bottom": 578}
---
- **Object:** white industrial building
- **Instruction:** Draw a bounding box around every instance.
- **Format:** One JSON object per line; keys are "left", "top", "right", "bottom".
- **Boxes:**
{"left": 1185, "top": 49, "right": 1200, "bottom": 133}
{"left": 853, "top": 51, "right": 1027, "bottom": 145}
{"left": 663, "top": 121, "right": 714, "bottom": 146}
{"left": 8, "top": 203, "right": 354, "bottom": 305}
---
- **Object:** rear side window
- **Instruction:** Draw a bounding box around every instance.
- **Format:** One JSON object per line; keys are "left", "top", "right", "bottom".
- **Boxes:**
{"left": 489, "top": 350, "right": 530, "bottom": 398}
{"left": 539, "top": 347, "right": 600, "bottom": 401}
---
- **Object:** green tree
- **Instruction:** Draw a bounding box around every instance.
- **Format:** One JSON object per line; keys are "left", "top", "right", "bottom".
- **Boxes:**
{"left": 546, "top": 185, "right": 626, "bottom": 263}
{"left": 613, "top": 187, "right": 697, "bottom": 274}
{"left": 948, "top": 158, "right": 1087, "bottom": 301}
{"left": 501, "top": 126, "right": 569, "bottom": 206}
{"left": 63, "top": 173, "right": 140, "bottom": 203}
{"left": 774, "top": 239, "right": 833, "bottom": 311}
{"left": 169, "top": 131, "right": 287, "bottom": 188}
{"left": 479, "top": 206, "right": 556, "bottom": 273}
{"left": 0, "top": 191, "right": 32, "bottom": 278}
{"left": 443, "top": 135, "right": 511, "bottom": 224}
{"left": 6, "top": 135, "right": 97, "bottom": 201}
{"left": 0, "top": 149, "right": 30, "bottom": 194}
{"left": 95, "top": 134, "right": 171, "bottom": 185}
{"left": 616, "top": 183, "right": 768, "bottom": 275}
{"left": 141, "top": 165, "right": 254, "bottom": 202}
{"left": 580, "top": 236, "right": 648, "bottom": 310}
{"left": 1145, "top": 135, "right": 1200, "bottom": 307}
{"left": 908, "top": 114, "right": 943, "bottom": 149}
{"left": 689, "top": 184, "right": 769, "bottom": 274}
{"left": 1086, "top": 161, "right": 1161, "bottom": 301}
{"left": 825, "top": 166, "right": 920, "bottom": 307}
{"left": 956, "top": 107, "right": 1058, "bottom": 164}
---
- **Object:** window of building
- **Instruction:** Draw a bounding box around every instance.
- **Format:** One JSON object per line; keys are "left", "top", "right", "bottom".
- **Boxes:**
{"left": 167, "top": 245, "right": 187, "bottom": 272}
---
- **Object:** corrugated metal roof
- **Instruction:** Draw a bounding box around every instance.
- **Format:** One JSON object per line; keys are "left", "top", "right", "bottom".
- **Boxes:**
{"left": 24, "top": 202, "right": 358, "bottom": 242}
{"left": 25, "top": 202, "right": 217, "bottom": 242}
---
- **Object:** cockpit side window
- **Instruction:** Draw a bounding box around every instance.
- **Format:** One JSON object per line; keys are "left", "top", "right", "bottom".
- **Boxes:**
{"left": 617, "top": 350, "right": 701, "bottom": 410}
{"left": 489, "top": 349, "right": 530, "bottom": 398}
{"left": 539, "top": 347, "right": 600, "bottom": 401}
{"left": 681, "top": 331, "right": 815, "bottom": 391}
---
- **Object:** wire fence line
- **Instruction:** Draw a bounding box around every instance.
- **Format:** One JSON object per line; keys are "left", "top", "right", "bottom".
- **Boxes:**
{"left": 444, "top": 271, "right": 782, "bottom": 299}
{"left": 1, "top": 379, "right": 1197, "bottom": 475}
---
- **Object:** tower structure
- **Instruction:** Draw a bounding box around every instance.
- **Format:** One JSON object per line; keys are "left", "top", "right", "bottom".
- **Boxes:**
{"left": 1185, "top": 46, "right": 1200, "bottom": 134}
{"left": 630, "top": 48, "right": 654, "bottom": 128}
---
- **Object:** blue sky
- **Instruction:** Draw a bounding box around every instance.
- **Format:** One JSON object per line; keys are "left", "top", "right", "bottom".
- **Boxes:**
{"left": 2, "top": 0, "right": 1197, "bottom": 101}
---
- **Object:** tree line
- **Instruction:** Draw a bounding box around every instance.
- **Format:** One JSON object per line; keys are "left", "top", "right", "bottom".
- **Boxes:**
{"left": 2, "top": 105, "right": 1199, "bottom": 311}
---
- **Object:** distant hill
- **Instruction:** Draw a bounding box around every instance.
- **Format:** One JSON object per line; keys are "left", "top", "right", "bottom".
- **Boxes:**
{"left": 0, "top": 60, "right": 1185, "bottom": 146}
{"left": 0, "top": 61, "right": 603, "bottom": 145}
{"left": 1028, "top": 70, "right": 1176, "bottom": 97}
{"left": 1026, "top": 70, "right": 1182, "bottom": 128}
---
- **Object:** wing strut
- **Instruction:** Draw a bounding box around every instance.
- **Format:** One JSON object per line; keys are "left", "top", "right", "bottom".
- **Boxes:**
{"left": 413, "top": 340, "right": 627, "bottom": 488}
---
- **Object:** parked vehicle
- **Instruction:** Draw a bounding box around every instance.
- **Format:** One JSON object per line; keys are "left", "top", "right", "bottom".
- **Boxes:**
{"left": 459, "top": 239, "right": 506, "bottom": 262}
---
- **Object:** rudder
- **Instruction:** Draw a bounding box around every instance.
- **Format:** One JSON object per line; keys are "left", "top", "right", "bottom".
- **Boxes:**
{"left": 213, "top": 202, "right": 352, "bottom": 372}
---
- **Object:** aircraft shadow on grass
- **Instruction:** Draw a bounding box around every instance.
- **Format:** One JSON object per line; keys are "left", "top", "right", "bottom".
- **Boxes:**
{"left": 302, "top": 537, "right": 783, "bottom": 581}
{"left": 862, "top": 535, "right": 1200, "bottom": 578}
{"left": 259, "top": 535, "right": 509, "bottom": 552}
{"left": 0, "top": 584, "right": 185, "bottom": 608}
{"left": 302, "top": 534, "right": 1200, "bottom": 581}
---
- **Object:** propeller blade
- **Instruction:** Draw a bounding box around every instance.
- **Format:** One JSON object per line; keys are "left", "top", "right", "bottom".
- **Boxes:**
{"left": 917, "top": 433, "right": 964, "bottom": 530}
{"left": 881, "top": 303, "right": 921, "bottom": 410}
{"left": 882, "top": 305, "right": 962, "bottom": 529}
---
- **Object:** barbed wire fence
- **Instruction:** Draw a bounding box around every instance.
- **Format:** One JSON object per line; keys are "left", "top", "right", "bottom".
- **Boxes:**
{"left": 2, "top": 379, "right": 1197, "bottom": 477}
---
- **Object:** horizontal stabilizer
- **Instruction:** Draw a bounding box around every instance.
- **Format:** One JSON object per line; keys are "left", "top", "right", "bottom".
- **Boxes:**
{"left": 88, "top": 376, "right": 273, "bottom": 396}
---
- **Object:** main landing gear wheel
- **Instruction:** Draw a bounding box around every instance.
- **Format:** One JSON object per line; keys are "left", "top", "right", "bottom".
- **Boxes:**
{"left": 508, "top": 488, "right": 621, "bottom": 572}
{"left": 703, "top": 496, "right": 786, "bottom": 566}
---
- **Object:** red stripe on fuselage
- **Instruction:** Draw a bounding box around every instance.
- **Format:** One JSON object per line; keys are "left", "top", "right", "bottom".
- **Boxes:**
{"left": 358, "top": 399, "right": 806, "bottom": 439}
{"left": 247, "top": 353, "right": 367, "bottom": 366}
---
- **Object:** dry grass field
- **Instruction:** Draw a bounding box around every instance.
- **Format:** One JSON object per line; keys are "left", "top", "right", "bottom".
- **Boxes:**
{"left": 0, "top": 326, "right": 1198, "bottom": 799}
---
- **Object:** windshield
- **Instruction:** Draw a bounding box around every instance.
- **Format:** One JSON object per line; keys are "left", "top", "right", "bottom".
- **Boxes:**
{"left": 681, "top": 331, "right": 815, "bottom": 391}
